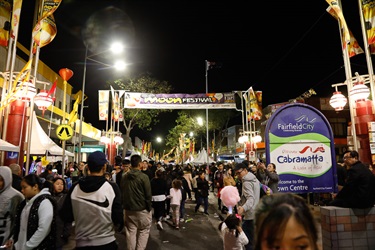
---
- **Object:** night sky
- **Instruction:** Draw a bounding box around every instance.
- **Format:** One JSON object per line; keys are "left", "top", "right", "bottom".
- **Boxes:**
{"left": 16, "top": 0, "right": 371, "bottom": 140}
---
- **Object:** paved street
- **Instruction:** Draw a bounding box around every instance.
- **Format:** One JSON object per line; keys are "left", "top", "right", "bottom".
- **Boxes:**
{"left": 63, "top": 191, "right": 225, "bottom": 250}
{"left": 63, "top": 191, "right": 323, "bottom": 250}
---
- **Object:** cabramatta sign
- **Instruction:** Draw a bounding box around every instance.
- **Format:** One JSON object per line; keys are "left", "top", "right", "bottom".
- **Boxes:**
{"left": 124, "top": 92, "right": 236, "bottom": 109}
{"left": 265, "top": 103, "right": 337, "bottom": 194}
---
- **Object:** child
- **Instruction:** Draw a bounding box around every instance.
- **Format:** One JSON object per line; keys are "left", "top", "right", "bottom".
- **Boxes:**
{"left": 52, "top": 176, "right": 72, "bottom": 250}
{"left": 169, "top": 179, "right": 182, "bottom": 229}
{"left": 6, "top": 174, "right": 56, "bottom": 249}
{"left": 218, "top": 213, "right": 249, "bottom": 250}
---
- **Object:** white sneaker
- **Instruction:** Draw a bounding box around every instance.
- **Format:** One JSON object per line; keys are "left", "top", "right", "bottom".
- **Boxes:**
{"left": 157, "top": 221, "right": 163, "bottom": 230}
{"left": 180, "top": 218, "right": 185, "bottom": 222}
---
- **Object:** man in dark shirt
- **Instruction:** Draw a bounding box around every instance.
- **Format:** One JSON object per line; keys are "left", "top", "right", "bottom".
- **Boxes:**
{"left": 329, "top": 150, "right": 375, "bottom": 208}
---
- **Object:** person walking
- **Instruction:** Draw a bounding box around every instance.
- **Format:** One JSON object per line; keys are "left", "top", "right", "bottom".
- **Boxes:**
{"left": 8, "top": 174, "right": 56, "bottom": 250}
{"left": 122, "top": 154, "right": 152, "bottom": 250}
{"left": 194, "top": 170, "right": 210, "bottom": 215}
{"left": 0, "top": 166, "right": 24, "bottom": 247}
{"left": 214, "top": 162, "right": 225, "bottom": 213}
{"left": 176, "top": 169, "right": 188, "bottom": 222}
{"left": 169, "top": 179, "right": 182, "bottom": 229}
{"left": 234, "top": 162, "right": 260, "bottom": 250}
{"left": 61, "top": 151, "right": 124, "bottom": 249}
{"left": 150, "top": 169, "right": 168, "bottom": 230}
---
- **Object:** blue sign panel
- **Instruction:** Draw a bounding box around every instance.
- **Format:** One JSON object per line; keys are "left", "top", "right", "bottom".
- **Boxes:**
{"left": 265, "top": 103, "right": 337, "bottom": 194}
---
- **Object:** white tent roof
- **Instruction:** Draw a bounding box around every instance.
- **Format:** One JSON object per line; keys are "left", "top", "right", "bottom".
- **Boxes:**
{"left": 31, "top": 112, "right": 74, "bottom": 156}
{"left": 0, "top": 139, "right": 20, "bottom": 152}
{"left": 191, "top": 148, "right": 214, "bottom": 164}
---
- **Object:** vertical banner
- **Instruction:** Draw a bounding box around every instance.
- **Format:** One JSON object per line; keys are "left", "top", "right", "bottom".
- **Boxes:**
{"left": 31, "top": 0, "right": 61, "bottom": 52}
{"left": 326, "top": 0, "right": 350, "bottom": 44}
{"left": 10, "top": 0, "right": 22, "bottom": 39}
{"left": 0, "top": 0, "right": 11, "bottom": 46}
{"left": 98, "top": 90, "right": 109, "bottom": 120}
{"left": 362, "top": 0, "right": 375, "bottom": 45}
{"left": 326, "top": 5, "right": 364, "bottom": 57}
{"left": 249, "top": 87, "right": 262, "bottom": 120}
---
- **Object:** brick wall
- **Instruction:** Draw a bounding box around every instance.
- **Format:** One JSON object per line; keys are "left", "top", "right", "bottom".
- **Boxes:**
{"left": 320, "top": 206, "right": 375, "bottom": 250}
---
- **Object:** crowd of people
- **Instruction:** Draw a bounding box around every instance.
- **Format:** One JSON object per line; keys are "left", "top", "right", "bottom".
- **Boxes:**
{"left": 0, "top": 152, "right": 284, "bottom": 250}
{"left": 4, "top": 149, "right": 373, "bottom": 249}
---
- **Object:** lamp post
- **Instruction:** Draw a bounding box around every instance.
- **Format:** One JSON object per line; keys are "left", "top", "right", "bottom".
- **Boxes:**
{"left": 196, "top": 116, "right": 204, "bottom": 150}
{"left": 77, "top": 42, "right": 125, "bottom": 164}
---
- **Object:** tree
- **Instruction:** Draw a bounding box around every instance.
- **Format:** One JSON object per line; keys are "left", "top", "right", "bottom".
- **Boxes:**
{"left": 108, "top": 72, "right": 173, "bottom": 159}
{"left": 166, "top": 109, "right": 239, "bottom": 158}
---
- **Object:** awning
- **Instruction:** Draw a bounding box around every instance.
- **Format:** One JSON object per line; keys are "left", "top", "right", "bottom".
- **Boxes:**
{"left": 0, "top": 139, "right": 20, "bottom": 152}
{"left": 30, "top": 112, "right": 74, "bottom": 156}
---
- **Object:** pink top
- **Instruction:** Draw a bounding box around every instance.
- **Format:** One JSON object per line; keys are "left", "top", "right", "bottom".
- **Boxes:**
{"left": 169, "top": 187, "right": 182, "bottom": 205}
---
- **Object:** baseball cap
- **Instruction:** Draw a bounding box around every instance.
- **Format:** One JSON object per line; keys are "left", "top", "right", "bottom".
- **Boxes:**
{"left": 234, "top": 163, "right": 247, "bottom": 172}
{"left": 87, "top": 151, "right": 108, "bottom": 168}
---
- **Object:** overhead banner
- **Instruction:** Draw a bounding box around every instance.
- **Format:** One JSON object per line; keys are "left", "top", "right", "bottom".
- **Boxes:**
{"left": 124, "top": 92, "right": 236, "bottom": 109}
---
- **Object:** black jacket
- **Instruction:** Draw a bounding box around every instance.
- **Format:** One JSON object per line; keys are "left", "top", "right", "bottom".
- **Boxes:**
{"left": 332, "top": 161, "right": 375, "bottom": 208}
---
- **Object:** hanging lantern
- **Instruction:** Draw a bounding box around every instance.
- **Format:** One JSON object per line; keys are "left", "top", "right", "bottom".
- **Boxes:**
{"left": 114, "top": 135, "right": 124, "bottom": 145}
{"left": 14, "top": 80, "right": 37, "bottom": 101}
{"left": 59, "top": 68, "right": 74, "bottom": 81}
{"left": 252, "top": 134, "right": 262, "bottom": 143}
{"left": 350, "top": 73, "right": 370, "bottom": 102}
{"left": 238, "top": 135, "right": 248, "bottom": 144}
{"left": 329, "top": 91, "right": 347, "bottom": 111}
{"left": 100, "top": 135, "right": 110, "bottom": 144}
{"left": 34, "top": 90, "right": 53, "bottom": 116}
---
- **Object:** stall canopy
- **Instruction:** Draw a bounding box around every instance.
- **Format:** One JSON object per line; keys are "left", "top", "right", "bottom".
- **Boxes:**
{"left": 0, "top": 139, "right": 20, "bottom": 152}
{"left": 31, "top": 112, "right": 74, "bottom": 156}
{"left": 191, "top": 148, "right": 214, "bottom": 164}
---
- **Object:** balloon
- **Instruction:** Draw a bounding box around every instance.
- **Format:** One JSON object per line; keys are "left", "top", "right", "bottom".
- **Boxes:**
{"left": 220, "top": 186, "right": 240, "bottom": 214}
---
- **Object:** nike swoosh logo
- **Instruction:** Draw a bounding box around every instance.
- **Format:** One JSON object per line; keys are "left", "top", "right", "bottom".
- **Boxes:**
{"left": 80, "top": 197, "right": 109, "bottom": 207}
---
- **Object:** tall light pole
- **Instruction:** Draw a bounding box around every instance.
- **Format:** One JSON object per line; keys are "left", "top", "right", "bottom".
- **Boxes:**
{"left": 77, "top": 42, "right": 125, "bottom": 164}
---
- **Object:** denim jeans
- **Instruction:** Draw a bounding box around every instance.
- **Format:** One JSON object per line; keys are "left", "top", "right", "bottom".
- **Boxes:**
{"left": 195, "top": 196, "right": 208, "bottom": 213}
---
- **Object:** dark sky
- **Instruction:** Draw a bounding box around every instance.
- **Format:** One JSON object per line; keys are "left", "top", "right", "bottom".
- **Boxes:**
{"left": 17, "top": 0, "right": 370, "bottom": 140}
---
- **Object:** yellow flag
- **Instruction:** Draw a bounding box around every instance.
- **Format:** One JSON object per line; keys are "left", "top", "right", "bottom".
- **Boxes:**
{"left": 326, "top": 0, "right": 350, "bottom": 44}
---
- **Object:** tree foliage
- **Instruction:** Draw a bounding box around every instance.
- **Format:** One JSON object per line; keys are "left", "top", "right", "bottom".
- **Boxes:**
{"left": 107, "top": 72, "right": 173, "bottom": 157}
{"left": 166, "top": 109, "right": 240, "bottom": 152}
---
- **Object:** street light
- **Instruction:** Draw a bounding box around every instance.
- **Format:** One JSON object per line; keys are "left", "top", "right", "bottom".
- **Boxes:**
{"left": 78, "top": 42, "right": 126, "bottom": 164}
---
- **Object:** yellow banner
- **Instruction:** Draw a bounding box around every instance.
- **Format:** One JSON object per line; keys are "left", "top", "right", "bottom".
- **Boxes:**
{"left": 326, "top": 0, "right": 350, "bottom": 44}
{"left": 11, "top": 0, "right": 22, "bottom": 39}
{"left": 362, "top": 0, "right": 375, "bottom": 45}
{"left": 32, "top": 0, "right": 61, "bottom": 50}
{"left": 326, "top": 5, "right": 364, "bottom": 57}
{"left": 0, "top": 0, "right": 11, "bottom": 46}
{"left": 98, "top": 90, "right": 109, "bottom": 120}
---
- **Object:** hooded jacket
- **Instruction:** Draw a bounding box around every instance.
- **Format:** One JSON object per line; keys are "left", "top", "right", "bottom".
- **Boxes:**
{"left": 0, "top": 166, "right": 24, "bottom": 245}
{"left": 61, "top": 176, "right": 124, "bottom": 248}
{"left": 238, "top": 171, "right": 260, "bottom": 220}
{"left": 122, "top": 168, "right": 152, "bottom": 211}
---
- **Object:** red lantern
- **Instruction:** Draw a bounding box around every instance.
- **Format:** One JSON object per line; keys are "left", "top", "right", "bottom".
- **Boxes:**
{"left": 59, "top": 68, "right": 74, "bottom": 81}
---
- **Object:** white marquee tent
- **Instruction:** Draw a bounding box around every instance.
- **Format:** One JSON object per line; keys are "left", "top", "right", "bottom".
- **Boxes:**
{"left": 0, "top": 139, "right": 19, "bottom": 152}
{"left": 191, "top": 148, "right": 214, "bottom": 164}
{"left": 30, "top": 112, "right": 74, "bottom": 156}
